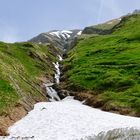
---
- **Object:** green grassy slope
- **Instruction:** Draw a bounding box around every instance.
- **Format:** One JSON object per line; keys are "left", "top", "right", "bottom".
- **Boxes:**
{"left": 0, "top": 42, "right": 57, "bottom": 115}
{"left": 82, "top": 17, "right": 121, "bottom": 35}
{"left": 63, "top": 14, "right": 140, "bottom": 115}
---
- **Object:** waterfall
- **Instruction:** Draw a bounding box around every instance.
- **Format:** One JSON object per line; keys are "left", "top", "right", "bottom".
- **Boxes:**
{"left": 46, "top": 86, "right": 60, "bottom": 101}
{"left": 58, "top": 55, "right": 63, "bottom": 61}
{"left": 53, "top": 62, "right": 60, "bottom": 84}
{"left": 44, "top": 55, "right": 63, "bottom": 101}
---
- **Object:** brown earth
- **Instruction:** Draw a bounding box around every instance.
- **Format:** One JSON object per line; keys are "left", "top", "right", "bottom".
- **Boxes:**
{"left": 0, "top": 105, "right": 27, "bottom": 136}
{"left": 73, "top": 92, "right": 137, "bottom": 117}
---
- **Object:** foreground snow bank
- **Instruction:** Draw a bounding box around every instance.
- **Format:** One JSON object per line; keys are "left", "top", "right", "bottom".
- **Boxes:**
{"left": 83, "top": 128, "right": 140, "bottom": 140}
{"left": 2, "top": 98, "right": 140, "bottom": 140}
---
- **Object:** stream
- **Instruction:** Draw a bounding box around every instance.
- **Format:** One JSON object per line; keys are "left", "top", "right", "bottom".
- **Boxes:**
{"left": 44, "top": 55, "right": 62, "bottom": 102}
{"left": 1, "top": 55, "right": 140, "bottom": 140}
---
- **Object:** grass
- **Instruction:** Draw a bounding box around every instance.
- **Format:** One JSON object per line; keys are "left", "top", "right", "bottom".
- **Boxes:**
{"left": 0, "top": 42, "right": 57, "bottom": 115}
{"left": 82, "top": 17, "right": 121, "bottom": 34}
{"left": 63, "top": 14, "right": 140, "bottom": 115}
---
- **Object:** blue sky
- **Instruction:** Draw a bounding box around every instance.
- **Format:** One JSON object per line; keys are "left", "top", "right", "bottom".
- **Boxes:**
{"left": 0, "top": 0, "right": 139, "bottom": 42}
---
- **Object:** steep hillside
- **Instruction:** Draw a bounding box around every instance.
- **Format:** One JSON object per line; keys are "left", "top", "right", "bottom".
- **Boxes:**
{"left": 82, "top": 17, "right": 121, "bottom": 35}
{"left": 63, "top": 14, "right": 140, "bottom": 116}
{"left": 0, "top": 42, "right": 59, "bottom": 134}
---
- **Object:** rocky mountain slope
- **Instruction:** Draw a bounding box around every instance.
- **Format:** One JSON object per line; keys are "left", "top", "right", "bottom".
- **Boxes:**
{"left": 29, "top": 30, "right": 82, "bottom": 51}
{"left": 82, "top": 9, "right": 140, "bottom": 36}
{"left": 62, "top": 13, "right": 140, "bottom": 116}
{"left": 82, "top": 17, "right": 122, "bottom": 35}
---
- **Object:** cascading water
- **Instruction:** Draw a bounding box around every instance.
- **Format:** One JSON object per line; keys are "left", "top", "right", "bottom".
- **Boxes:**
{"left": 3, "top": 54, "right": 140, "bottom": 140}
{"left": 53, "top": 62, "right": 60, "bottom": 84}
{"left": 44, "top": 55, "right": 62, "bottom": 101}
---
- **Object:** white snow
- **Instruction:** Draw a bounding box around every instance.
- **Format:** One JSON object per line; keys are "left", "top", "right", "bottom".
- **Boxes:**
{"left": 77, "top": 31, "right": 82, "bottom": 36}
{"left": 61, "top": 30, "right": 72, "bottom": 34}
{"left": 49, "top": 31, "right": 61, "bottom": 38}
{"left": 2, "top": 99, "right": 140, "bottom": 140}
{"left": 49, "top": 30, "right": 73, "bottom": 39}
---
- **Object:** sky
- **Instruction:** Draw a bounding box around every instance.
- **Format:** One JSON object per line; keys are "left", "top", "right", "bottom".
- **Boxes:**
{"left": 0, "top": 0, "right": 139, "bottom": 42}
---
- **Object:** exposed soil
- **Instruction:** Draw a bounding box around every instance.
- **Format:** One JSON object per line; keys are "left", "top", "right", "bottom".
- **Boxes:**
{"left": 0, "top": 105, "right": 27, "bottom": 136}
{"left": 0, "top": 77, "right": 49, "bottom": 136}
{"left": 72, "top": 92, "right": 137, "bottom": 117}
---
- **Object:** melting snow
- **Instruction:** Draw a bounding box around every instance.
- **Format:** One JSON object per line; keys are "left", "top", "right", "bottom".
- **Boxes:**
{"left": 61, "top": 30, "right": 72, "bottom": 34}
{"left": 49, "top": 30, "right": 73, "bottom": 39}
{"left": 77, "top": 31, "right": 82, "bottom": 36}
{"left": 3, "top": 99, "right": 140, "bottom": 140}
{"left": 49, "top": 32, "right": 60, "bottom": 38}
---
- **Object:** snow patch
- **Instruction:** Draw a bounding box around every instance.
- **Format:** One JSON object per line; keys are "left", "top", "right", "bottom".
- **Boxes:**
{"left": 49, "top": 30, "right": 73, "bottom": 39}
{"left": 61, "top": 30, "right": 72, "bottom": 34}
{"left": 4, "top": 99, "right": 140, "bottom": 140}
{"left": 77, "top": 31, "right": 82, "bottom": 35}
{"left": 49, "top": 31, "right": 61, "bottom": 38}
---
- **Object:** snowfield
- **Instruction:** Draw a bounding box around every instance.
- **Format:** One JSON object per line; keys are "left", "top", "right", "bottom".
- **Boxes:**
{"left": 49, "top": 30, "right": 72, "bottom": 39}
{"left": 2, "top": 98, "right": 140, "bottom": 140}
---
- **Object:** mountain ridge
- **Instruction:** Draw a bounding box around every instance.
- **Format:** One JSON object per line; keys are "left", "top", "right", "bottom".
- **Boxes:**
{"left": 29, "top": 30, "right": 82, "bottom": 51}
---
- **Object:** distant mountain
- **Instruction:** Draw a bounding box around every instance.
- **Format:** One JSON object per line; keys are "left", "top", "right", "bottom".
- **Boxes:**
{"left": 29, "top": 30, "right": 82, "bottom": 51}
{"left": 82, "top": 9, "right": 140, "bottom": 36}
{"left": 82, "top": 17, "right": 122, "bottom": 35}
{"left": 133, "top": 9, "right": 140, "bottom": 14}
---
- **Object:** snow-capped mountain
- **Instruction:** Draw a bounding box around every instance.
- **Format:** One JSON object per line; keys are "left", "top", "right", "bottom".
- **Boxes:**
{"left": 49, "top": 30, "right": 81, "bottom": 40}
{"left": 29, "top": 30, "right": 82, "bottom": 51}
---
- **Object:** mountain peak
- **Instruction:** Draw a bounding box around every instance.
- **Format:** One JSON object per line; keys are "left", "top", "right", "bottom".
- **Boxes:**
{"left": 29, "top": 29, "right": 82, "bottom": 51}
